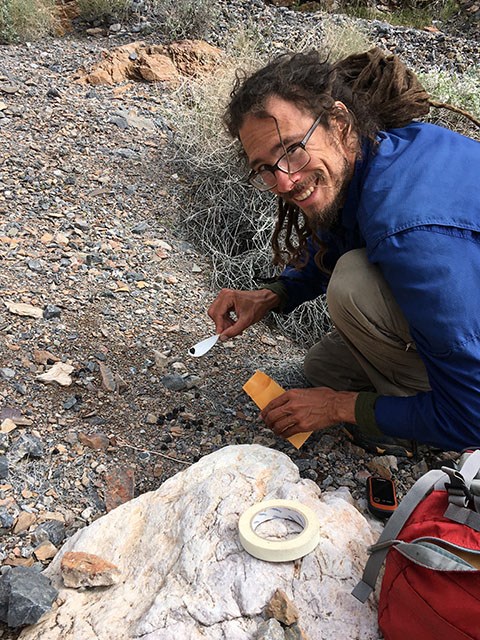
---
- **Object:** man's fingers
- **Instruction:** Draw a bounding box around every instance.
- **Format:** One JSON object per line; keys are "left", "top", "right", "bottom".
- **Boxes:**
{"left": 219, "top": 327, "right": 243, "bottom": 341}
{"left": 261, "top": 393, "right": 289, "bottom": 418}
{"left": 277, "top": 424, "right": 301, "bottom": 439}
{"left": 261, "top": 397, "right": 302, "bottom": 436}
{"left": 209, "top": 288, "right": 278, "bottom": 338}
{"left": 275, "top": 417, "right": 298, "bottom": 435}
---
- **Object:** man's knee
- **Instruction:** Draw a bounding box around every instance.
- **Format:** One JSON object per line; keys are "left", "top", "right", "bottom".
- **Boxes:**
{"left": 326, "top": 248, "right": 374, "bottom": 323}
{"left": 303, "top": 346, "right": 320, "bottom": 385}
{"left": 303, "top": 330, "right": 371, "bottom": 391}
{"left": 303, "top": 348, "right": 340, "bottom": 387}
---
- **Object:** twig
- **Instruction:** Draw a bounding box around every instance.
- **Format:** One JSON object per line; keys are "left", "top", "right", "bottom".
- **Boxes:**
{"left": 429, "top": 99, "right": 480, "bottom": 128}
{"left": 116, "top": 439, "right": 191, "bottom": 466}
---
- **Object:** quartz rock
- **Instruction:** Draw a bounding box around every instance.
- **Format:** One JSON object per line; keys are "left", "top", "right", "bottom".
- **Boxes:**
{"left": 19, "top": 445, "right": 379, "bottom": 640}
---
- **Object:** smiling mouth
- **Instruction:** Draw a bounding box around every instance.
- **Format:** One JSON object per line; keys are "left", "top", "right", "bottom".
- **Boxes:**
{"left": 291, "top": 176, "right": 320, "bottom": 202}
{"left": 295, "top": 184, "right": 315, "bottom": 201}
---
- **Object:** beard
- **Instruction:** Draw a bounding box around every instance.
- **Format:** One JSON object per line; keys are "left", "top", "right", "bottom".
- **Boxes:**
{"left": 272, "top": 153, "right": 356, "bottom": 270}
{"left": 298, "top": 156, "right": 353, "bottom": 233}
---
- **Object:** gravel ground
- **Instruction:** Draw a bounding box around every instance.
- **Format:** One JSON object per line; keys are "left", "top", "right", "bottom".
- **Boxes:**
{"left": 0, "top": 1, "right": 478, "bottom": 636}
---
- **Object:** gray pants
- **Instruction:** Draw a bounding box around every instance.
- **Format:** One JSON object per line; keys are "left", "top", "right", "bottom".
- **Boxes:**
{"left": 304, "top": 249, "right": 431, "bottom": 396}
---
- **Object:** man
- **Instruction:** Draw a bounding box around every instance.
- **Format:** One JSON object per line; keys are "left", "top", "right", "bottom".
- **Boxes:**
{"left": 208, "top": 48, "right": 480, "bottom": 455}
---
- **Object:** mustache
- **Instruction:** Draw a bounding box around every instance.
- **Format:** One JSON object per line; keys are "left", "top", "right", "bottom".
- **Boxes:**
{"left": 286, "top": 171, "right": 328, "bottom": 198}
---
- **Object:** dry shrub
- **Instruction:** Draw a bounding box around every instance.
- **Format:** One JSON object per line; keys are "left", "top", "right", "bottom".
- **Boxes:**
{"left": 76, "top": 0, "right": 130, "bottom": 23}
{"left": 162, "top": 30, "right": 341, "bottom": 347}
{"left": 329, "top": 0, "right": 460, "bottom": 28}
{"left": 148, "top": 0, "right": 219, "bottom": 40}
{"left": 0, "top": 0, "right": 57, "bottom": 43}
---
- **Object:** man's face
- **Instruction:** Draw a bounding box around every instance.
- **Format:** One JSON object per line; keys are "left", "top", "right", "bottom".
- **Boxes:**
{"left": 239, "top": 96, "right": 357, "bottom": 230}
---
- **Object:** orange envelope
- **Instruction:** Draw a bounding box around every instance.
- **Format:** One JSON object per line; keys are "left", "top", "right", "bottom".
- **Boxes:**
{"left": 242, "top": 370, "right": 312, "bottom": 449}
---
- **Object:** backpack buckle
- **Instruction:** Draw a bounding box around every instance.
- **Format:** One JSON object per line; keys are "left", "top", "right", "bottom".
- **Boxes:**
{"left": 442, "top": 466, "right": 473, "bottom": 507}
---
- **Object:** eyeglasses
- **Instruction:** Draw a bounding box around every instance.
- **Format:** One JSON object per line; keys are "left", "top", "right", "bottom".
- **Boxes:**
{"left": 248, "top": 115, "right": 323, "bottom": 192}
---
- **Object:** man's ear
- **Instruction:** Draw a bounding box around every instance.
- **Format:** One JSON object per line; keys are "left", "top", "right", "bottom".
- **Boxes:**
{"left": 334, "top": 100, "right": 348, "bottom": 112}
{"left": 332, "top": 100, "right": 350, "bottom": 133}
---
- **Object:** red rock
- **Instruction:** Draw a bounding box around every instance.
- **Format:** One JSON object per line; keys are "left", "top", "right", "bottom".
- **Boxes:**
{"left": 61, "top": 551, "right": 121, "bottom": 588}
{"left": 105, "top": 466, "right": 135, "bottom": 512}
{"left": 78, "top": 432, "right": 110, "bottom": 450}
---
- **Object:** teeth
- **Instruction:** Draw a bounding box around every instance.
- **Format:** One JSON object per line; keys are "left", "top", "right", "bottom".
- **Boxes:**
{"left": 295, "top": 185, "right": 314, "bottom": 201}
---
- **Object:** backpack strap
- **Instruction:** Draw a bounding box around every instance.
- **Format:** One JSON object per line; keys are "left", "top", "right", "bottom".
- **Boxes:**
{"left": 472, "top": 480, "right": 480, "bottom": 514}
{"left": 442, "top": 466, "right": 473, "bottom": 507}
{"left": 352, "top": 468, "right": 446, "bottom": 603}
{"left": 459, "top": 449, "right": 480, "bottom": 502}
{"left": 463, "top": 450, "right": 480, "bottom": 513}
{"left": 443, "top": 449, "right": 480, "bottom": 530}
{"left": 443, "top": 503, "right": 480, "bottom": 532}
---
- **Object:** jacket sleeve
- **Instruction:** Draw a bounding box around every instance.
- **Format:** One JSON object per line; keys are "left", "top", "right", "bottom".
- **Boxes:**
{"left": 263, "top": 237, "right": 337, "bottom": 314}
{"left": 369, "top": 226, "right": 480, "bottom": 451}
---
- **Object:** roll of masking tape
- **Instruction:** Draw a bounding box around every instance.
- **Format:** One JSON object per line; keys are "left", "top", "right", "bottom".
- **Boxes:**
{"left": 238, "top": 499, "right": 320, "bottom": 562}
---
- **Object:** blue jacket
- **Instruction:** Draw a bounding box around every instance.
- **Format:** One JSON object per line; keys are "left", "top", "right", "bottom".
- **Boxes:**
{"left": 277, "top": 122, "right": 480, "bottom": 450}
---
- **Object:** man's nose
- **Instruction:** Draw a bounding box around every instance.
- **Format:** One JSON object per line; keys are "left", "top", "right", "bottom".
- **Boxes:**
{"left": 274, "top": 168, "right": 298, "bottom": 193}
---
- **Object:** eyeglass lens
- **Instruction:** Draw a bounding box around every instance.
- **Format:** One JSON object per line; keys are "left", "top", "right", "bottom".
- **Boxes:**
{"left": 251, "top": 146, "right": 310, "bottom": 190}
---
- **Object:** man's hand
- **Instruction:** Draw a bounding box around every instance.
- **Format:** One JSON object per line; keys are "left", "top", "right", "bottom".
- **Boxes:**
{"left": 208, "top": 288, "right": 280, "bottom": 339}
{"left": 260, "top": 387, "right": 358, "bottom": 439}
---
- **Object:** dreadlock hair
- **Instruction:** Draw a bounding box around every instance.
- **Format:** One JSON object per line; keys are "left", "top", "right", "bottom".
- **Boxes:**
{"left": 224, "top": 47, "right": 433, "bottom": 270}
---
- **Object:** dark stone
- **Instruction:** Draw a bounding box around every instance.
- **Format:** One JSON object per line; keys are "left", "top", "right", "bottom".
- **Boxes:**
{"left": 0, "top": 456, "right": 8, "bottom": 479}
{"left": 83, "top": 415, "right": 106, "bottom": 426}
{"left": 293, "top": 458, "right": 312, "bottom": 472}
{"left": 12, "top": 382, "right": 27, "bottom": 395}
{"left": 0, "top": 575, "right": 9, "bottom": 622}
{"left": 0, "top": 434, "right": 8, "bottom": 454}
{"left": 302, "top": 469, "right": 318, "bottom": 481}
{"left": 0, "top": 566, "right": 58, "bottom": 628}
{"left": 131, "top": 221, "right": 149, "bottom": 234}
{"left": 43, "top": 304, "right": 62, "bottom": 319}
{"left": 161, "top": 374, "right": 188, "bottom": 392}
{"left": 0, "top": 508, "right": 14, "bottom": 529}
{"left": 26, "top": 259, "right": 43, "bottom": 272}
{"left": 110, "top": 115, "right": 128, "bottom": 130}
{"left": 31, "top": 520, "right": 66, "bottom": 547}
{"left": 0, "top": 407, "right": 22, "bottom": 422}
{"left": 8, "top": 434, "right": 44, "bottom": 462}
{"left": 63, "top": 395, "right": 78, "bottom": 410}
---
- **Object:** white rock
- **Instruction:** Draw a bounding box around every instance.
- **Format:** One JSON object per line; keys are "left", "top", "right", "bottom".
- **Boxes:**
{"left": 36, "top": 362, "right": 74, "bottom": 386}
{"left": 19, "top": 445, "right": 380, "bottom": 640}
{"left": 5, "top": 301, "right": 43, "bottom": 319}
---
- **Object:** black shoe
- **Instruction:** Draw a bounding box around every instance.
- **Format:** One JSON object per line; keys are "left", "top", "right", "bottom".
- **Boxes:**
{"left": 342, "top": 424, "right": 416, "bottom": 458}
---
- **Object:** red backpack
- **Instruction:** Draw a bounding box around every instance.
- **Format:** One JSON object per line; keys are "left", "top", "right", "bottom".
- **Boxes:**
{"left": 353, "top": 449, "right": 480, "bottom": 640}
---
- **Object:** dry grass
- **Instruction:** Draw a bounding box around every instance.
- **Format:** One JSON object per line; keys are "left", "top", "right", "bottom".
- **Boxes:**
{"left": 421, "top": 68, "right": 480, "bottom": 139}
